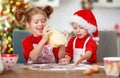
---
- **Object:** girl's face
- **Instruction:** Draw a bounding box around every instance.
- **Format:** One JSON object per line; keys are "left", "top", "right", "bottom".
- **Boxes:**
{"left": 28, "top": 14, "right": 46, "bottom": 36}
{"left": 71, "top": 22, "right": 88, "bottom": 38}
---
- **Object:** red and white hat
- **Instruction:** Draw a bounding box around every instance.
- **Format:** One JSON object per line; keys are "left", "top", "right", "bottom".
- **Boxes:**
{"left": 68, "top": 9, "right": 99, "bottom": 41}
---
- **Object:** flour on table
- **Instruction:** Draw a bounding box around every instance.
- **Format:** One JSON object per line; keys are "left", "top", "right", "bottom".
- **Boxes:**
{"left": 28, "top": 63, "right": 92, "bottom": 71}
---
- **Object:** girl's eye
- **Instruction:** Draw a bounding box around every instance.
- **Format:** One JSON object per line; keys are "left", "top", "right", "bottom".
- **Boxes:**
{"left": 34, "top": 21, "right": 39, "bottom": 24}
{"left": 34, "top": 20, "right": 46, "bottom": 24}
{"left": 41, "top": 19, "right": 46, "bottom": 23}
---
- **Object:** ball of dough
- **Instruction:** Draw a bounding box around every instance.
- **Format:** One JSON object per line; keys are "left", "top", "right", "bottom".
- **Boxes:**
{"left": 83, "top": 68, "right": 93, "bottom": 75}
{"left": 92, "top": 64, "right": 100, "bottom": 73}
{"left": 48, "top": 29, "right": 67, "bottom": 48}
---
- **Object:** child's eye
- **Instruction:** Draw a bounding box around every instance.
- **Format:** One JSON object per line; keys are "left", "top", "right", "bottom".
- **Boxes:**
{"left": 73, "top": 28, "right": 77, "bottom": 30}
{"left": 80, "top": 27, "right": 84, "bottom": 29}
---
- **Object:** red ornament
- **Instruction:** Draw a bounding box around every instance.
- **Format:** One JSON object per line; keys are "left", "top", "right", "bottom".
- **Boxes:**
{"left": 114, "top": 24, "right": 119, "bottom": 30}
{"left": 114, "top": 24, "right": 120, "bottom": 35}
{"left": 2, "top": 45, "right": 8, "bottom": 50}
{"left": 0, "top": 10, "right": 3, "bottom": 15}
{"left": 20, "top": 2, "right": 25, "bottom": 7}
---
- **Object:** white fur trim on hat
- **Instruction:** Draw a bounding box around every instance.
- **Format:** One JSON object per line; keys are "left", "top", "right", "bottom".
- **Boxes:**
{"left": 68, "top": 15, "right": 96, "bottom": 34}
{"left": 93, "top": 37, "right": 99, "bottom": 41}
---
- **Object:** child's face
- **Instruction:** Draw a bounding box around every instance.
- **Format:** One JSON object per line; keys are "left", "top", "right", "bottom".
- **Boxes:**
{"left": 29, "top": 14, "right": 46, "bottom": 36}
{"left": 71, "top": 22, "right": 88, "bottom": 38}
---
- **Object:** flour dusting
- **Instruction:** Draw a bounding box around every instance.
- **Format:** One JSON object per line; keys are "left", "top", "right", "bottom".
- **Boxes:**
{"left": 28, "top": 63, "right": 92, "bottom": 71}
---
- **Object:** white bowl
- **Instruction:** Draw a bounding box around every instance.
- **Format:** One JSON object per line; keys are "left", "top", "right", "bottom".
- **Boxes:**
{"left": 1, "top": 54, "right": 19, "bottom": 71}
{"left": 103, "top": 57, "right": 120, "bottom": 76}
{"left": 103, "top": 57, "right": 120, "bottom": 63}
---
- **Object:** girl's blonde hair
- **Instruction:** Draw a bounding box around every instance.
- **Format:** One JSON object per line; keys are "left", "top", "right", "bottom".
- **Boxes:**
{"left": 15, "top": 5, "right": 53, "bottom": 27}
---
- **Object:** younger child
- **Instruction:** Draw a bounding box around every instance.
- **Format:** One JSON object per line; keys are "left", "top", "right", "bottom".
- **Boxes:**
{"left": 15, "top": 6, "right": 66, "bottom": 64}
{"left": 59, "top": 9, "right": 99, "bottom": 65}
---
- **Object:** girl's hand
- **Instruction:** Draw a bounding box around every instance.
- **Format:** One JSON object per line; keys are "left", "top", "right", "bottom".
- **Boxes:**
{"left": 63, "top": 30, "right": 70, "bottom": 46}
{"left": 59, "top": 58, "right": 70, "bottom": 65}
{"left": 63, "top": 30, "right": 69, "bottom": 40}
{"left": 42, "top": 26, "right": 50, "bottom": 42}
{"left": 59, "top": 55, "right": 71, "bottom": 65}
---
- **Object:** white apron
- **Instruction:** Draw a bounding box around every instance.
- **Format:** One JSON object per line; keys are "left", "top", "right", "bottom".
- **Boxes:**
{"left": 27, "top": 44, "right": 56, "bottom": 64}
{"left": 73, "top": 37, "right": 90, "bottom": 63}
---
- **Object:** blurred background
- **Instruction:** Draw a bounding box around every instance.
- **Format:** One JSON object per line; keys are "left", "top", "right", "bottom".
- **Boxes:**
{"left": 47, "top": 0, "right": 120, "bottom": 32}
{"left": 0, "top": 0, "right": 120, "bottom": 61}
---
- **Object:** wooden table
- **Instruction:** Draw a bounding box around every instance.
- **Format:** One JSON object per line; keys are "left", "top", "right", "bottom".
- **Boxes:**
{"left": 0, "top": 63, "right": 119, "bottom": 78}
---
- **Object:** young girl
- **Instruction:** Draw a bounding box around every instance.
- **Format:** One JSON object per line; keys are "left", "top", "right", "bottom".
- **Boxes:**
{"left": 59, "top": 9, "right": 99, "bottom": 66}
{"left": 15, "top": 6, "right": 66, "bottom": 64}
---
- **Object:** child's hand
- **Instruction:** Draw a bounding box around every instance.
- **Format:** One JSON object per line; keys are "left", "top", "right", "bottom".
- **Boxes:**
{"left": 42, "top": 26, "right": 50, "bottom": 42}
{"left": 59, "top": 55, "right": 71, "bottom": 65}
{"left": 74, "top": 55, "right": 83, "bottom": 66}
{"left": 63, "top": 30, "right": 69, "bottom": 40}
{"left": 75, "top": 51, "right": 92, "bottom": 66}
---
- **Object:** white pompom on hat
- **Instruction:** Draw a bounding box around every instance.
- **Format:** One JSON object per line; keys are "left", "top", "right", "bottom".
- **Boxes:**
{"left": 68, "top": 9, "right": 99, "bottom": 41}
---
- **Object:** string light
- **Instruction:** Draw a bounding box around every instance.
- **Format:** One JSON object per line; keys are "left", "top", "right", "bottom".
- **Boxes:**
{"left": 0, "top": 0, "right": 29, "bottom": 54}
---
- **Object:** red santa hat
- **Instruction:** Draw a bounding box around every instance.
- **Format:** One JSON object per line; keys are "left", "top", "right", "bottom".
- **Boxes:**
{"left": 68, "top": 9, "right": 99, "bottom": 41}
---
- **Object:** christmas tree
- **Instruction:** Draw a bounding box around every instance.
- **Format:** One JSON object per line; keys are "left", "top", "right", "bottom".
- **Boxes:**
{"left": 0, "top": 0, "right": 29, "bottom": 54}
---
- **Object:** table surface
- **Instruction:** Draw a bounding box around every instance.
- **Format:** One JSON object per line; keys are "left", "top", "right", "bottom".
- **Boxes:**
{"left": 0, "top": 63, "right": 119, "bottom": 78}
